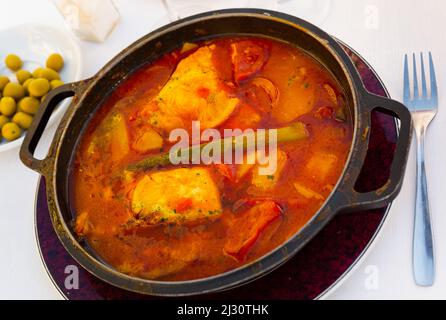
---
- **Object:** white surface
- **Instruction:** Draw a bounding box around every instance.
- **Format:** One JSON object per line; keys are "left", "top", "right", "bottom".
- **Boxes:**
{"left": 0, "top": 0, "right": 445, "bottom": 299}
{"left": 0, "top": 23, "right": 82, "bottom": 153}
{"left": 52, "top": 0, "right": 120, "bottom": 42}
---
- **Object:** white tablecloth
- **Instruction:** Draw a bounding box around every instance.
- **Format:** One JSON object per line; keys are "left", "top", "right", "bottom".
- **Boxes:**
{"left": 0, "top": 0, "right": 445, "bottom": 299}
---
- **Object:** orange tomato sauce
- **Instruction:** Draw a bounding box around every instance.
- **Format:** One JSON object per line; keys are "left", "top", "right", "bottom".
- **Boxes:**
{"left": 71, "top": 37, "right": 352, "bottom": 281}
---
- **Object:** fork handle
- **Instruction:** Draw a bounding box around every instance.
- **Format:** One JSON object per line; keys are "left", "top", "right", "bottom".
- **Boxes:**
{"left": 413, "top": 127, "right": 435, "bottom": 286}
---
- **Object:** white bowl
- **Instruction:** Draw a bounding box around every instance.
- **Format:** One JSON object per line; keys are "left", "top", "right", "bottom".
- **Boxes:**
{"left": 0, "top": 24, "right": 82, "bottom": 153}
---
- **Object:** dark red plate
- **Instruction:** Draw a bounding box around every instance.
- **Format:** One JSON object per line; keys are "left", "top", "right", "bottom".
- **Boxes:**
{"left": 35, "top": 42, "right": 397, "bottom": 300}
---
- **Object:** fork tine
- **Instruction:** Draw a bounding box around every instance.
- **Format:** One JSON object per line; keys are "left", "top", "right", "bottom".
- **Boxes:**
{"left": 429, "top": 52, "right": 438, "bottom": 102}
{"left": 420, "top": 53, "right": 427, "bottom": 99}
{"left": 404, "top": 54, "right": 410, "bottom": 103}
{"left": 413, "top": 53, "right": 419, "bottom": 99}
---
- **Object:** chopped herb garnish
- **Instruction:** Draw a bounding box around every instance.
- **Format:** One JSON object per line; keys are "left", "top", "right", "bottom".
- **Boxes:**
{"left": 287, "top": 75, "right": 297, "bottom": 86}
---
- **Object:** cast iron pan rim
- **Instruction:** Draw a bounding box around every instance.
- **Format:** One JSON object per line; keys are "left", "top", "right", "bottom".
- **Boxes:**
{"left": 49, "top": 9, "right": 368, "bottom": 296}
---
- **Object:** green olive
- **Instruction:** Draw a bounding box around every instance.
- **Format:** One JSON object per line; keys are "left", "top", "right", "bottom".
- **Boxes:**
{"left": 38, "top": 68, "right": 60, "bottom": 81}
{"left": 41, "top": 94, "right": 47, "bottom": 103}
{"left": 28, "top": 78, "right": 50, "bottom": 98}
{"left": 1, "top": 122, "right": 22, "bottom": 141}
{"left": 0, "top": 97, "right": 16, "bottom": 116}
{"left": 46, "top": 53, "right": 64, "bottom": 72}
{"left": 12, "top": 112, "right": 33, "bottom": 129}
{"left": 18, "top": 97, "right": 39, "bottom": 115}
{"left": 5, "top": 54, "right": 22, "bottom": 71}
{"left": 0, "top": 76, "right": 10, "bottom": 91}
{"left": 0, "top": 115, "right": 8, "bottom": 128}
{"left": 16, "top": 98, "right": 24, "bottom": 112}
{"left": 32, "top": 67, "right": 44, "bottom": 78}
{"left": 50, "top": 79, "right": 64, "bottom": 90}
{"left": 3, "top": 82, "right": 25, "bottom": 100}
{"left": 17, "top": 98, "right": 29, "bottom": 113}
{"left": 22, "top": 78, "right": 33, "bottom": 94}
{"left": 16, "top": 69, "right": 32, "bottom": 84}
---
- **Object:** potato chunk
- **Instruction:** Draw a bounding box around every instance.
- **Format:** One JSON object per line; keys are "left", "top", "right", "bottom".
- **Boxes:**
{"left": 306, "top": 153, "right": 338, "bottom": 180}
{"left": 132, "top": 127, "right": 163, "bottom": 153}
{"left": 251, "top": 149, "right": 288, "bottom": 190}
{"left": 108, "top": 113, "right": 129, "bottom": 163}
{"left": 271, "top": 78, "right": 315, "bottom": 123}
{"left": 143, "top": 45, "right": 239, "bottom": 133}
{"left": 87, "top": 111, "right": 129, "bottom": 165}
{"left": 131, "top": 168, "right": 222, "bottom": 225}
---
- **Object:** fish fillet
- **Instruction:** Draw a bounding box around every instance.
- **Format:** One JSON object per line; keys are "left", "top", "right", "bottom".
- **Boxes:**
{"left": 142, "top": 45, "right": 239, "bottom": 134}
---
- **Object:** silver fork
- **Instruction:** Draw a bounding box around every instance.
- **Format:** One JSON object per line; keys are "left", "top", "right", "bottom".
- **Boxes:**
{"left": 404, "top": 52, "right": 438, "bottom": 286}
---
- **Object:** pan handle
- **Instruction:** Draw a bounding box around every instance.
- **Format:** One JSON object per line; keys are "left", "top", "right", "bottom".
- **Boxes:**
{"left": 20, "top": 82, "right": 82, "bottom": 176}
{"left": 337, "top": 93, "right": 412, "bottom": 212}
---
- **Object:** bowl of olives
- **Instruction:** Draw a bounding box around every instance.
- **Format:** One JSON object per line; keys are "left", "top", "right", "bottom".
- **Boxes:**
{"left": 0, "top": 24, "right": 82, "bottom": 153}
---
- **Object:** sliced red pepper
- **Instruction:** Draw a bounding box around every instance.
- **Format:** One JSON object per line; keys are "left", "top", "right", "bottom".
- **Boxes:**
{"left": 215, "top": 163, "right": 236, "bottom": 182}
{"left": 232, "top": 197, "right": 276, "bottom": 212}
{"left": 196, "top": 87, "right": 210, "bottom": 99}
{"left": 175, "top": 198, "right": 193, "bottom": 213}
{"left": 224, "top": 201, "right": 282, "bottom": 261}
{"left": 231, "top": 40, "right": 270, "bottom": 83}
